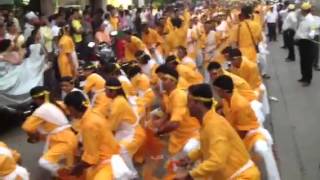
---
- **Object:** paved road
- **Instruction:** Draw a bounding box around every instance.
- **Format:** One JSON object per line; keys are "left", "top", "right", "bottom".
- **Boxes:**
{"left": 1, "top": 38, "right": 320, "bottom": 180}
{"left": 266, "top": 39, "right": 320, "bottom": 180}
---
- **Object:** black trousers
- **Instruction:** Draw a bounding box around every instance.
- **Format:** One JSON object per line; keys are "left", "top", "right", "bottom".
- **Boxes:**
{"left": 278, "top": 20, "right": 283, "bottom": 33}
{"left": 297, "top": 39, "right": 316, "bottom": 83}
{"left": 282, "top": 32, "right": 287, "bottom": 48}
{"left": 313, "top": 35, "right": 319, "bottom": 67}
{"left": 267, "top": 23, "right": 277, "bottom": 41}
{"left": 284, "top": 29, "right": 296, "bottom": 60}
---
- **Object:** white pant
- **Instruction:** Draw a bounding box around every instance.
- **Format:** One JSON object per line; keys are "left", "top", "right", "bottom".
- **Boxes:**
{"left": 38, "top": 158, "right": 60, "bottom": 176}
{"left": 250, "top": 100, "right": 266, "bottom": 125}
{"left": 253, "top": 140, "right": 281, "bottom": 180}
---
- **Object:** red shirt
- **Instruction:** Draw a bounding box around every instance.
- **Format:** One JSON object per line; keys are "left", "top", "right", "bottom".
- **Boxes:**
{"left": 115, "top": 39, "right": 126, "bottom": 60}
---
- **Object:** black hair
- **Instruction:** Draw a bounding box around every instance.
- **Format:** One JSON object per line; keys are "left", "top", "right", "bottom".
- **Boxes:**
{"left": 241, "top": 5, "right": 253, "bottom": 19}
{"left": 30, "top": 86, "right": 66, "bottom": 112}
{"left": 171, "top": 17, "right": 183, "bottom": 28}
{"left": 48, "top": 14, "right": 58, "bottom": 22}
{"left": 24, "top": 26, "right": 40, "bottom": 58}
{"left": 105, "top": 77, "right": 126, "bottom": 97}
{"left": 155, "top": 64, "right": 179, "bottom": 80}
{"left": 102, "top": 63, "right": 122, "bottom": 77}
{"left": 104, "top": 13, "right": 111, "bottom": 20}
{"left": 135, "top": 50, "right": 150, "bottom": 64}
{"left": 6, "top": 21, "right": 15, "bottom": 29}
{"left": 119, "top": 10, "right": 124, "bottom": 17}
{"left": 106, "top": 5, "right": 114, "bottom": 12}
{"left": 221, "top": 46, "right": 233, "bottom": 55}
{"left": 229, "top": 48, "right": 242, "bottom": 59}
{"left": 165, "top": 55, "right": 179, "bottom": 66}
{"left": 188, "top": 83, "right": 213, "bottom": 109}
{"left": 30, "top": 86, "right": 48, "bottom": 97}
{"left": 127, "top": 65, "right": 142, "bottom": 80}
{"left": 124, "top": 10, "right": 130, "bottom": 16}
{"left": 83, "top": 62, "right": 96, "bottom": 71}
{"left": 60, "top": 76, "right": 74, "bottom": 83}
{"left": 213, "top": 75, "right": 234, "bottom": 93}
{"left": 64, "top": 91, "right": 88, "bottom": 113}
{"left": 207, "top": 61, "right": 222, "bottom": 72}
{"left": 95, "top": 8, "right": 104, "bottom": 16}
{"left": 0, "top": 39, "right": 11, "bottom": 53}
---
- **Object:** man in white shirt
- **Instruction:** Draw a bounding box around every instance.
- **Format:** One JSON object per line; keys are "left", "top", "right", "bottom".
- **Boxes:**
{"left": 294, "top": 2, "right": 317, "bottom": 86}
{"left": 24, "top": 11, "right": 39, "bottom": 39}
{"left": 282, "top": 4, "right": 298, "bottom": 61}
{"left": 279, "top": 1, "right": 289, "bottom": 48}
{"left": 265, "top": 6, "right": 278, "bottom": 41}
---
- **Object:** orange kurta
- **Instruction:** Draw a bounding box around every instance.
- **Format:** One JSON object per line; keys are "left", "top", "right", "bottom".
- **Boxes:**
{"left": 230, "top": 57, "right": 262, "bottom": 91}
{"left": 83, "top": 73, "right": 106, "bottom": 94}
{"left": 125, "top": 36, "right": 147, "bottom": 61}
{"left": 22, "top": 115, "right": 77, "bottom": 168}
{"left": 131, "top": 73, "right": 155, "bottom": 109}
{"left": 230, "top": 19, "right": 262, "bottom": 62}
{"left": 177, "top": 64, "right": 203, "bottom": 87}
{"left": 223, "top": 70, "right": 258, "bottom": 102}
{"left": 188, "top": 110, "right": 260, "bottom": 179}
{"left": 142, "top": 28, "right": 164, "bottom": 49}
{"left": 58, "top": 35, "right": 76, "bottom": 77}
{"left": 79, "top": 109, "right": 119, "bottom": 180}
{"left": 0, "top": 142, "right": 21, "bottom": 177}
{"left": 222, "top": 91, "right": 260, "bottom": 135}
{"left": 110, "top": 16, "right": 119, "bottom": 31}
{"left": 107, "top": 96, "right": 145, "bottom": 155}
{"left": 163, "top": 88, "right": 200, "bottom": 155}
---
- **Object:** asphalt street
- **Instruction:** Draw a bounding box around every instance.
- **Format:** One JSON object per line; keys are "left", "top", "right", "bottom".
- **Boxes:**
{"left": 1, "top": 37, "right": 320, "bottom": 180}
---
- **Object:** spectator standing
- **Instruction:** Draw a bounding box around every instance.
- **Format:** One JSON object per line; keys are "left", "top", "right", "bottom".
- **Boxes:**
{"left": 24, "top": 11, "right": 39, "bottom": 39}
{"left": 282, "top": 4, "right": 297, "bottom": 62}
{"left": 57, "top": 25, "right": 78, "bottom": 78}
{"left": 279, "top": 1, "right": 289, "bottom": 47}
{"left": 295, "top": 2, "right": 317, "bottom": 86}
{"left": 39, "top": 16, "right": 54, "bottom": 55}
{"left": 70, "top": 9, "right": 84, "bottom": 59}
{"left": 265, "top": 6, "right": 278, "bottom": 41}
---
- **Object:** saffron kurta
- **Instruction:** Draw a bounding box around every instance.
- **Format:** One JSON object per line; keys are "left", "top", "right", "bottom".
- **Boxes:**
{"left": 58, "top": 35, "right": 76, "bottom": 77}
{"left": 163, "top": 88, "right": 200, "bottom": 155}
{"left": 188, "top": 110, "right": 260, "bottom": 180}
{"left": 22, "top": 116, "right": 77, "bottom": 168}
{"left": 108, "top": 96, "right": 146, "bottom": 155}
{"left": 230, "top": 19, "right": 262, "bottom": 62}
{"left": 223, "top": 70, "right": 258, "bottom": 102}
{"left": 83, "top": 73, "right": 106, "bottom": 94}
{"left": 125, "top": 36, "right": 147, "bottom": 61}
{"left": 79, "top": 109, "right": 120, "bottom": 180}
{"left": 230, "top": 57, "right": 262, "bottom": 91}
{"left": 0, "top": 142, "right": 21, "bottom": 177}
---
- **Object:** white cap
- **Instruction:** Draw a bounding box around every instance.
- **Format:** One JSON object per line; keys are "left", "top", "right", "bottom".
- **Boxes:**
{"left": 25, "top": 11, "right": 38, "bottom": 20}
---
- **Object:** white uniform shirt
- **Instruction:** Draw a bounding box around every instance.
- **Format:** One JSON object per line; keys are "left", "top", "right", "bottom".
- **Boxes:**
{"left": 313, "top": 16, "right": 320, "bottom": 36}
{"left": 141, "top": 58, "right": 157, "bottom": 78}
{"left": 282, "top": 11, "right": 298, "bottom": 31}
{"left": 295, "top": 13, "right": 316, "bottom": 40}
{"left": 265, "top": 11, "right": 278, "bottom": 23}
{"left": 279, "top": 9, "right": 288, "bottom": 21}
